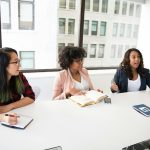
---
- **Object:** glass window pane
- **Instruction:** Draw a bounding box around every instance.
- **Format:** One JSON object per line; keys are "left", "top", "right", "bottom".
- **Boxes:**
{"left": 120, "top": 23, "right": 125, "bottom": 37}
{"left": 19, "top": 2, "right": 34, "bottom": 30}
{"left": 129, "top": 3, "right": 134, "bottom": 16}
{"left": 91, "top": 21, "right": 98, "bottom": 35}
{"left": 83, "top": 44, "right": 88, "bottom": 57}
{"left": 101, "top": 0, "right": 108, "bottom": 13}
{"left": 93, "top": 0, "right": 99, "bottom": 12}
{"left": 59, "top": 0, "right": 66, "bottom": 8}
{"left": 133, "top": 25, "right": 139, "bottom": 38}
{"left": 114, "top": 0, "right": 120, "bottom": 14}
{"left": 58, "top": 43, "right": 65, "bottom": 54}
{"left": 59, "top": 18, "right": 66, "bottom": 34}
{"left": 112, "top": 23, "right": 118, "bottom": 36}
{"left": 100, "top": 21, "right": 106, "bottom": 36}
{"left": 136, "top": 4, "right": 141, "bottom": 17}
{"left": 85, "top": 0, "right": 90, "bottom": 11}
{"left": 84, "top": 20, "right": 89, "bottom": 35}
{"left": 110, "top": 45, "right": 116, "bottom": 58}
{"left": 98, "top": 44, "right": 105, "bottom": 58}
{"left": 122, "top": 1, "right": 127, "bottom": 15}
{"left": 90, "top": 44, "right": 96, "bottom": 58}
{"left": 126, "top": 24, "right": 132, "bottom": 38}
{"left": 117, "top": 45, "right": 123, "bottom": 58}
{"left": 69, "top": 0, "right": 76, "bottom": 9}
{"left": 68, "top": 19, "right": 75, "bottom": 34}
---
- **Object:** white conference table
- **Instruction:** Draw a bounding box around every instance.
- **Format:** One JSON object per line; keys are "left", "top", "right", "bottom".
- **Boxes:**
{"left": 0, "top": 91, "right": 150, "bottom": 150}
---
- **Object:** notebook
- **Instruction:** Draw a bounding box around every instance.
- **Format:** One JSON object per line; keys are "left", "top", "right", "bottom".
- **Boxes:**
{"left": 133, "top": 104, "right": 150, "bottom": 117}
{"left": 1, "top": 114, "right": 33, "bottom": 129}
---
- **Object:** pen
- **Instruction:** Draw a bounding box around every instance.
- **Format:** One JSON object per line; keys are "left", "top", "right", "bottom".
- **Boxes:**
{"left": 5, "top": 114, "right": 20, "bottom": 118}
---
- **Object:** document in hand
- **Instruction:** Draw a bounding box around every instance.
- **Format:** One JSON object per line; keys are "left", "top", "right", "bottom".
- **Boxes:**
{"left": 1, "top": 114, "right": 33, "bottom": 129}
{"left": 70, "top": 90, "right": 108, "bottom": 107}
{"left": 133, "top": 104, "right": 150, "bottom": 117}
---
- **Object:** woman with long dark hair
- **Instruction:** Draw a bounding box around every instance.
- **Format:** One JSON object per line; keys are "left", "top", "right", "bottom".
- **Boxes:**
{"left": 0, "top": 47, "right": 35, "bottom": 114}
{"left": 111, "top": 48, "right": 150, "bottom": 93}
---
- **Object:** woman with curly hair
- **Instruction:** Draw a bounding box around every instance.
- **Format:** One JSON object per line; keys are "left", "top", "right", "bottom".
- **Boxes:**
{"left": 0, "top": 47, "right": 35, "bottom": 114}
{"left": 111, "top": 48, "right": 150, "bottom": 93}
{"left": 52, "top": 46, "right": 102, "bottom": 100}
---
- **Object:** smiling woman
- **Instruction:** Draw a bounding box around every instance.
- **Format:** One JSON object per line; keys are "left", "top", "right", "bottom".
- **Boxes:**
{"left": 0, "top": 47, "right": 35, "bottom": 113}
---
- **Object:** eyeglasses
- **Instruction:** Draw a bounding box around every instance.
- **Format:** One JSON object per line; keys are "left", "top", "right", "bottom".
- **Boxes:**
{"left": 9, "top": 59, "right": 20, "bottom": 65}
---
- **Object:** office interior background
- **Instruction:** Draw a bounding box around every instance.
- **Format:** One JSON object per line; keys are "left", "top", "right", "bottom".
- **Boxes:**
{"left": 1, "top": 0, "right": 150, "bottom": 99}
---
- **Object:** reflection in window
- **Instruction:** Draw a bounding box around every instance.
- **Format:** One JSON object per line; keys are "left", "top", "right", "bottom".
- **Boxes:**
{"left": 68, "top": 19, "right": 75, "bottom": 34}
{"left": 101, "top": 0, "right": 108, "bottom": 13}
{"left": 114, "top": 0, "right": 120, "bottom": 14}
{"left": 83, "top": 44, "right": 88, "bottom": 57}
{"left": 120, "top": 23, "right": 125, "bottom": 37}
{"left": 100, "top": 21, "right": 106, "bottom": 36}
{"left": 136, "top": 4, "right": 141, "bottom": 17}
{"left": 84, "top": 20, "right": 89, "bottom": 35}
{"left": 18, "top": 0, "right": 34, "bottom": 30}
{"left": 85, "top": 0, "right": 90, "bottom": 11}
{"left": 69, "top": 0, "right": 76, "bottom": 9}
{"left": 126, "top": 24, "right": 132, "bottom": 38}
{"left": 122, "top": 1, "right": 127, "bottom": 15}
{"left": 1, "top": 0, "right": 11, "bottom": 29}
{"left": 91, "top": 21, "right": 98, "bottom": 35}
{"left": 133, "top": 25, "right": 139, "bottom": 38}
{"left": 20, "top": 51, "right": 35, "bottom": 69}
{"left": 90, "top": 44, "right": 96, "bottom": 58}
{"left": 59, "top": 18, "right": 66, "bottom": 34}
{"left": 117, "top": 45, "right": 123, "bottom": 58}
{"left": 98, "top": 44, "right": 105, "bottom": 58}
{"left": 93, "top": 0, "right": 99, "bottom": 12}
{"left": 58, "top": 43, "right": 65, "bottom": 54}
{"left": 112, "top": 23, "right": 118, "bottom": 36}
{"left": 110, "top": 45, "right": 116, "bottom": 58}
{"left": 129, "top": 3, "right": 134, "bottom": 16}
{"left": 59, "top": 0, "right": 66, "bottom": 8}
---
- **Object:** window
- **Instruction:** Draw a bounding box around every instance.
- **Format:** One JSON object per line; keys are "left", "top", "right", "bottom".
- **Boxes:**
{"left": 83, "top": 20, "right": 89, "bottom": 35}
{"left": 69, "top": 0, "right": 76, "bottom": 9}
{"left": 59, "top": 18, "right": 66, "bottom": 34}
{"left": 114, "top": 0, "right": 120, "bottom": 14}
{"left": 18, "top": 0, "right": 34, "bottom": 30}
{"left": 126, "top": 24, "right": 132, "bottom": 38}
{"left": 58, "top": 43, "right": 65, "bottom": 54}
{"left": 129, "top": 3, "right": 134, "bottom": 16}
{"left": 136, "top": 4, "right": 141, "bottom": 17}
{"left": 110, "top": 45, "right": 116, "bottom": 58}
{"left": 59, "top": 0, "right": 66, "bottom": 8}
{"left": 68, "top": 43, "right": 74, "bottom": 46}
{"left": 112, "top": 23, "right": 118, "bottom": 36}
{"left": 91, "top": 21, "right": 98, "bottom": 35}
{"left": 98, "top": 44, "right": 105, "bottom": 58}
{"left": 93, "top": 0, "right": 99, "bottom": 12}
{"left": 101, "top": 0, "right": 108, "bottom": 13}
{"left": 133, "top": 25, "right": 139, "bottom": 38}
{"left": 1, "top": 0, "right": 11, "bottom": 29}
{"left": 20, "top": 51, "right": 35, "bottom": 69}
{"left": 90, "top": 44, "right": 96, "bottom": 58}
{"left": 68, "top": 19, "right": 75, "bottom": 34}
{"left": 117, "top": 45, "right": 123, "bottom": 58}
{"left": 85, "top": 0, "right": 90, "bottom": 11}
{"left": 120, "top": 23, "right": 125, "bottom": 37}
{"left": 122, "top": 1, "right": 127, "bottom": 15}
{"left": 100, "top": 21, "right": 106, "bottom": 36}
{"left": 83, "top": 44, "right": 88, "bottom": 57}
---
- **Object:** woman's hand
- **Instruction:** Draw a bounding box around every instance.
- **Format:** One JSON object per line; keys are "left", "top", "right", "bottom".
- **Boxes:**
{"left": 2, "top": 113, "right": 18, "bottom": 125}
{"left": 111, "top": 82, "right": 119, "bottom": 92}
{"left": 0, "top": 104, "right": 14, "bottom": 114}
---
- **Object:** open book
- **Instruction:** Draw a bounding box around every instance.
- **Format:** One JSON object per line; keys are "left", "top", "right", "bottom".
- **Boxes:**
{"left": 70, "top": 90, "right": 108, "bottom": 107}
{"left": 1, "top": 114, "right": 33, "bottom": 129}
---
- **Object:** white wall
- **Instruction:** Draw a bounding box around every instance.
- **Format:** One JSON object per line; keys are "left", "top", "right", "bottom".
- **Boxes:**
{"left": 25, "top": 70, "right": 116, "bottom": 100}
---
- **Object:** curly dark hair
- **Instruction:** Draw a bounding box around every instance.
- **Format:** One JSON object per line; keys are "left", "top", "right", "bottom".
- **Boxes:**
{"left": 120, "top": 48, "right": 144, "bottom": 79}
{"left": 59, "top": 46, "right": 86, "bottom": 69}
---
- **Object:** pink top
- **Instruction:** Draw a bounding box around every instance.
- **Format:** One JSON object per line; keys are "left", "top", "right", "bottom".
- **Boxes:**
{"left": 52, "top": 68, "right": 94, "bottom": 100}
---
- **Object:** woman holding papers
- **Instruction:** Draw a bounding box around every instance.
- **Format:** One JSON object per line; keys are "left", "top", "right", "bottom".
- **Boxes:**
{"left": 111, "top": 48, "right": 150, "bottom": 93}
{"left": 52, "top": 46, "right": 102, "bottom": 100}
{"left": 0, "top": 47, "right": 35, "bottom": 113}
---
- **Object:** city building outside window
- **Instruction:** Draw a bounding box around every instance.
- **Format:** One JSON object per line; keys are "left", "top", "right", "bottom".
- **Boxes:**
{"left": 100, "top": 21, "right": 106, "bottom": 36}
{"left": 122, "top": 1, "right": 127, "bottom": 15}
{"left": 117, "top": 45, "right": 123, "bottom": 58}
{"left": 114, "top": 0, "right": 120, "bottom": 14}
{"left": 90, "top": 44, "right": 96, "bottom": 58}
{"left": 68, "top": 19, "right": 75, "bottom": 34}
{"left": 120, "top": 23, "right": 125, "bottom": 37}
{"left": 133, "top": 25, "right": 139, "bottom": 38}
{"left": 68, "top": 43, "right": 74, "bottom": 46}
{"left": 98, "top": 44, "right": 105, "bottom": 58}
{"left": 110, "top": 45, "right": 116, "bottom": 58}
{"left": 93, "top": 0, "right": 99, "bottom": 12}
{"left": 69, "top": 0, "right": 76, "bottom": 9}
{"left": 136, "top": 4, "right": 141, "bottom": 17}
{"left": 126, "top": 24, "right": 132, "bottom": 38}
{"left": 91, "top": 21, "right": 98, "bottom": 35}
{"left": 59, "top": 18, "right": 66, "bottom": 34}
{"left": 59, "top": 0, "right": 66, "bottom": 9}
{"left": 83, "top": 44, "right": 88, "bottom": 57}
{"left": 83, "top": 20, "right": 89, "bottom": 35}
{"left": 18, "top": 0, "right": 34, "bottom": 30}
{"left": 129, "top": 3, "right": 134, "bottom": 16}
{"left": 85, "top": 0, "right": 90, "bottom": 11}
{"left": 19, "top": 51, "right": 35, "bottom": 69}
{"left": 101, "top": 0, "right": 108, "bottom": 13}
{"left": 112, "top": 23, "right": 118, "bottom": 36}
{"left": 58, "top": 43, "right": 65, "bottom": 54}
{"left": 1, "top": 0, "right": 11, "bottom": 29}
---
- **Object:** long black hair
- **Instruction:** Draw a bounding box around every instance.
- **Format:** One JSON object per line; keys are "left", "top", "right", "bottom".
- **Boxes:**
{"left": 120, "top": 48, "right": 144, "bottom": 79}
{"left": 0, "top": 47, "right": 24, "bottom": 104}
